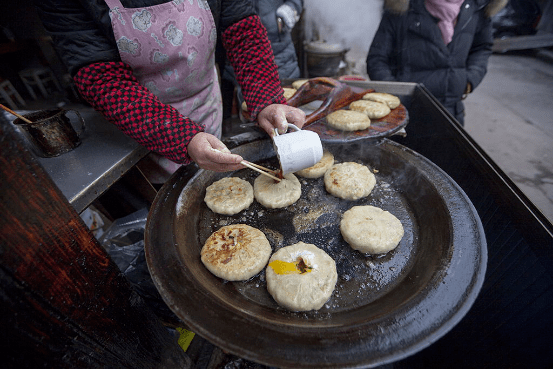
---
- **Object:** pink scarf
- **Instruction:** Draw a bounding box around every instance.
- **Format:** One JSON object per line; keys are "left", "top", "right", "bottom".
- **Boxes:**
{"left": 425, "top": 0, "right": 465, "bottom": 44}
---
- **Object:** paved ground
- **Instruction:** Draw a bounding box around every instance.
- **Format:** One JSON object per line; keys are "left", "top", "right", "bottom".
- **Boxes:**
{"left": 464, "top": 50, "right": 553, "bottom": 224}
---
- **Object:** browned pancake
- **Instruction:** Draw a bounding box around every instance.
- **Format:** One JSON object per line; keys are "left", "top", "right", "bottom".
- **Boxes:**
{"left": 201, "top": 224, "right": 271, "bottom": 281}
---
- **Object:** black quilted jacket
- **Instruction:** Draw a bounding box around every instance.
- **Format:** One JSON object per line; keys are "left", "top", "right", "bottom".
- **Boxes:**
{"left": 367, "top": 0, "right": 506, "bottom": 123}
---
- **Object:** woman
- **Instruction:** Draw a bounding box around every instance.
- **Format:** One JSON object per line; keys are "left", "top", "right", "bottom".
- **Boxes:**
{"left": 35, "top": 0, "right": 306, "bottom": 175}
{"left": 366, "top": 0, "right": 507, "bottom": 125}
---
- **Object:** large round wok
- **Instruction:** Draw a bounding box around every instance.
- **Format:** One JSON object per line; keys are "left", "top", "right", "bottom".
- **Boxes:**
{"left": 145, "top": 138, "right": 487, "bottom": 368}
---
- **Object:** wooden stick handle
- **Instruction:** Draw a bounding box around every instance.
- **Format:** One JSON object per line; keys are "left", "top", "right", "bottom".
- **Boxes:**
{"left": 241, "top": 160, "right": 282, "bottom": 182}
{"left": 0, "top": 103, "right": 33, "bottom": 124}
{"left": 243, "top": 161, "right": 279, "bottom": 174}
{"left": 210, "top": 147, "right": 281, "bottom": 181}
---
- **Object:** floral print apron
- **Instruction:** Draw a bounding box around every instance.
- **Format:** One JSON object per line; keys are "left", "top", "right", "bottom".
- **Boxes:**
{"left": 105, "top": 0, "right": 222, "bottom": 182}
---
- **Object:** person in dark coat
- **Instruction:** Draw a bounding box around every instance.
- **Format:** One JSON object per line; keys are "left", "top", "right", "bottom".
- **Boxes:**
{"left": 366, "top": 0, "right": 507, "bottom": 125}
{"left": 34, "top": 0, "right": 306, "bottom": 176}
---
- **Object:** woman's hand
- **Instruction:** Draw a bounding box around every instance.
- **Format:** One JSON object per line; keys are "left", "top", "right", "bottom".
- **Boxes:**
{"left": 257, "top": 104, "right": 306, "bottom": 137}
{"left": 187, "top": 132, "right": 244, "bottom": 172}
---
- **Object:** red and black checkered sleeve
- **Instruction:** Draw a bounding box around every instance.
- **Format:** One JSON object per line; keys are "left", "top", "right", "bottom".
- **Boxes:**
{"left": 222, "top": 15, "right": 286, "bottom": 120}
{"left": 73, "top": 61, "right": 204, "bottom": 164}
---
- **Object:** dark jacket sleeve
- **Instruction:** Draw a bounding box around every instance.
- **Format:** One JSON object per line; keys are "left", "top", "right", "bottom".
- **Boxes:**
{"left": 366, "top": 11, "right": 401, "bottom": 82}
{"left": 34, "top": 0, "right": 120, "bottom": 76}
{"left": 465, "top": 12, "right": 493, "bottom": 91}
{"left": 218, "top": 0, "right": 256, "bottom": 31}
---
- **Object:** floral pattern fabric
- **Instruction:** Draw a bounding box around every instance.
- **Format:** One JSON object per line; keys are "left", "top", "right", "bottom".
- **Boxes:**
{"left": 105, "top": 0, "right": 222, "bottom": 138}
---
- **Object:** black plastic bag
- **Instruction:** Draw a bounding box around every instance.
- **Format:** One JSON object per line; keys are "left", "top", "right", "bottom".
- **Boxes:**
{"left": 98, "top": 208, "right": 180, "bottom": 325}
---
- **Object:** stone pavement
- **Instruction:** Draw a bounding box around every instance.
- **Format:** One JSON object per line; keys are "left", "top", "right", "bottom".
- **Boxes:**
{"left": 464, "top": 50, "right": 553, "bottom": 224}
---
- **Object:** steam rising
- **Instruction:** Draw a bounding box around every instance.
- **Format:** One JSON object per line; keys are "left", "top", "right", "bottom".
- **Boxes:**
{"left": 303, "top": 0, "right": 384, "bottom": 76}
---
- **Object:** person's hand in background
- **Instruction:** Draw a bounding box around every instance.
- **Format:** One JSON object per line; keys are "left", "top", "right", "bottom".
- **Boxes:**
{"left": 276, "top": 3, "right": 299, "bottom": 30}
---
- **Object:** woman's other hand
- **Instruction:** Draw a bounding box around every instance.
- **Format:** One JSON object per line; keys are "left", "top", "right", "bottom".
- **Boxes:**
{"left": 187, "top": 132, "right": 244, "bottom": 172}
{"left": 257, "top": 104, "right": 306, "bottom": 137}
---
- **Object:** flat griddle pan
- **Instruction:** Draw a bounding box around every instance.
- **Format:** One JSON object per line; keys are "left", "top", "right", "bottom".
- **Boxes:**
{"left": 145, "top": 138, "right": 487, "bottom": 368}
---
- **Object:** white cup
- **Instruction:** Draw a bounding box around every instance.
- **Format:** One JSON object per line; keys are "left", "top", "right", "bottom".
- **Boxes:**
{"left": 272, "top": 124, "right": 323, "bottom": 175}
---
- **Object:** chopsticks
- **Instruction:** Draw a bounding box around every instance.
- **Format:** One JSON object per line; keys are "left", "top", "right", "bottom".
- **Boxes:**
{"left": 241, "top": 160, "right": 281, "bottom": 182}
{"left": 210, "top": 148, "right": 281, "bottom": 182}
{"left": 0, "top": 103, "right": 33, "bottom": 124}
